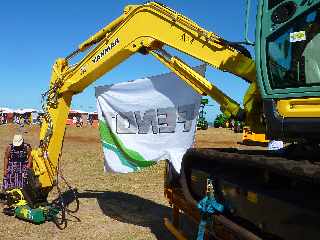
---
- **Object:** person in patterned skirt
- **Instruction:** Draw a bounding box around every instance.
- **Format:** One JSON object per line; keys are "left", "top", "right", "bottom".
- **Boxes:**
{"left": 2, "top": 134, "right": 33, "bottom": 191}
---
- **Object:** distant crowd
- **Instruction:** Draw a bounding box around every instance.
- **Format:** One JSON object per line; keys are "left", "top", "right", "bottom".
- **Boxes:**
{"left": 0, "top": 114, "right": 7, "bottom": 125}
{"left": 0, "top": 112, "right": 98, "bottom": 128}
{"left": 0, "top": 113, "right": 42, "bottom": 126}
{"left": 72, "top": 116, "right": 84, "bottom": 127}
{"left": 214, "top": 113, "right": 244, "bottom": 133}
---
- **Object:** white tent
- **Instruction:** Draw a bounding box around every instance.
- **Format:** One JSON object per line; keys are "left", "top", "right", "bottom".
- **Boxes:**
{"left": 0, "top": 107, "right": 14, "bottom": 113}
{"left": 14, "top": 109, "right": 26, "bottom": 114}
{"left": 70, "top": 109, "right": 88, "bottom": 114}
{"left": 22, "top": 108, "right": 38, "bottom": 113}
{"left": 14, "top": 108, "right": 38, "bottom": 114}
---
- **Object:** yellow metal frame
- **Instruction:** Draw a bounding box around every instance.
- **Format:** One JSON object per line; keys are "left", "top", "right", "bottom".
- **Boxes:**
{"left": 277, "top": 98, "right": 320, "bottom": 117}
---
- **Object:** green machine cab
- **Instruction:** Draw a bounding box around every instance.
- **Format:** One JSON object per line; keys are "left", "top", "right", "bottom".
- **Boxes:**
{"left": 256, "top": 0, "right": 320, "bottom": 140}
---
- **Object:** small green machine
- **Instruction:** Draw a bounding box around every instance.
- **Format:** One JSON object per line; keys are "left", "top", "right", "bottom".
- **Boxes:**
{"left": 1, "top": 185, "right": 78, "bottom": 229}
{"left": 197, "top": 98, "right": 209, "bottom": 130}
{"left": 1, "top": 188, "right": 60, "bottom": 224}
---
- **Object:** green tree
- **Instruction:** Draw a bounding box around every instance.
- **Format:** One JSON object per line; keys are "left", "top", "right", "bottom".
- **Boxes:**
{"left": 213, "top": 113, "right": 229, "bottom": 128}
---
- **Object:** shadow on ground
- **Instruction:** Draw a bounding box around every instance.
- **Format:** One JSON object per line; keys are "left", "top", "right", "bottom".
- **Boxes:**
{"left": 77, "top": 190, "right": 177, "bottom": 240}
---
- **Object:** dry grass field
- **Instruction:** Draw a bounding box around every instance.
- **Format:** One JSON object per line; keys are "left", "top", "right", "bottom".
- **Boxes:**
{"left": 0, "top": 125, "right": 245, "bottom": 240}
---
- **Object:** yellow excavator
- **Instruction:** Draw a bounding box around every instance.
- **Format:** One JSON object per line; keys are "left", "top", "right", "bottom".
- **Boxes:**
{"left": 1, "top": 1, "right": 320, "bottom": 239}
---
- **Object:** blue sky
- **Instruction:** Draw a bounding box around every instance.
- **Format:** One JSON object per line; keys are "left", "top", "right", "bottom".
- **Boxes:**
{"left": 0, "top": 0, "right": 257, "bottom": 122}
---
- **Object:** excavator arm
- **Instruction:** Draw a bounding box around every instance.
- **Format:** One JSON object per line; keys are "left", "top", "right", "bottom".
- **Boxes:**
{"left": 31, "top": 2, "right": 257, "bottom": 192}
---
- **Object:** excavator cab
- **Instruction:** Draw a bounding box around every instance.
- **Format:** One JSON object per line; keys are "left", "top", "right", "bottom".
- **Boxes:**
{"left": 256, "top": 0, "right": 320, "bottom": 141}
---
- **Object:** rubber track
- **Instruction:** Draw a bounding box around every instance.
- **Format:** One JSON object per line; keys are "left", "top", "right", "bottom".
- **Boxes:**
{"left": 183, "top": 148, "right": 320, "bottom": 184}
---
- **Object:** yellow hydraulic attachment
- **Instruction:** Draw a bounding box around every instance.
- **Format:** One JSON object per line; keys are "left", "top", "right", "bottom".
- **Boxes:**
{"left": 31, "top": 2, "right": 257, "bottom": 191}
{"left": 242, "top": 127, "right": 269, "bottom": 146}
{"left": 5, "top": 189, "right": 27, "bottom": 207}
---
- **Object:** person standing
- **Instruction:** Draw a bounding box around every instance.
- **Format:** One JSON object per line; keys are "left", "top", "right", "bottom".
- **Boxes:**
{"left": 72, "top": 116, "right": 77, "bottom": 126}
{"left": 19, "top": 115, "right": 24, "bottom": 128}
{"left": 79, "top": 117, "right": 83, "bottom": 127}
{"left": 2, "top": 134, "right": 32, "bottom": 190}
{"left": 0, "top": 113, "right": 5, "bottom": 125}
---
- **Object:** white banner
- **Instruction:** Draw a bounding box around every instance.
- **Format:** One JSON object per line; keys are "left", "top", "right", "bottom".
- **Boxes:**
{"left": 95, "top": 65, "right": 205, "bottom": 173}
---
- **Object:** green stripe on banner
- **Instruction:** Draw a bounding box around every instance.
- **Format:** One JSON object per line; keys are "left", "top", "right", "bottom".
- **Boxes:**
{"left": 102, "top": 141, "right": 138, "bottom": 170}
{"left": 99, "top": 120, "right": 157, "bottom": 169}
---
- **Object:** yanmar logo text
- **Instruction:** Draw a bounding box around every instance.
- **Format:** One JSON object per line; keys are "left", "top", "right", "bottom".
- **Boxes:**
{"left": 92, "top": 38, "right": 120, "bottom": 64}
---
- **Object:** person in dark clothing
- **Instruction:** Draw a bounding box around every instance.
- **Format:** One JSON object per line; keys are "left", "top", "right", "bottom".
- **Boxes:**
{"left": 2, "top": 134, "right": 32, "bottom": 191}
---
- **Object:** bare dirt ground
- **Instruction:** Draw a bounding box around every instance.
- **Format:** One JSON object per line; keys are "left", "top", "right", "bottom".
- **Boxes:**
{"left": 0, "top": 125, "right": 251, "bottom": 240}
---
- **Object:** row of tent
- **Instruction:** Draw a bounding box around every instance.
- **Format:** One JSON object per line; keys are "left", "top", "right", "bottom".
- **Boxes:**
{"left": 0, "top": 107, "right": 97, "bottom": 114}
{"left": 0, "top": 107, "right": 40, "bottom": 114}
{"left": 0, "top": 108, "right": 99, "bottom": 127}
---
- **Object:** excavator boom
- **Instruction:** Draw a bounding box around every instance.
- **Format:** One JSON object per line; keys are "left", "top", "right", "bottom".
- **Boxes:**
{"left": 31, "top": 1, "right": 256, "bottom": 189}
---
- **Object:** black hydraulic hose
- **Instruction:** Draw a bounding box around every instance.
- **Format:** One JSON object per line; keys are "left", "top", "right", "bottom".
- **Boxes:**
{"left": 65, "top": 188, "right": 80, "bottom": 214}
{"left": 51, "top": 128, "right": 79, "bottom": 230}
{"left": 54, "top": 176, "right": 68, "bottom": 230}
{"left": 59, "top": 173, "right": 80, "bottom": 214}
{"left": 179, "top": 153, "right": 197, "bottom": 206}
